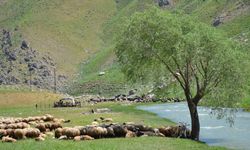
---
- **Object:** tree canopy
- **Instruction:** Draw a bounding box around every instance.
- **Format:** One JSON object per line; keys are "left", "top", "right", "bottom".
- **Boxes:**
{"left": 115, "top": 7, "right": 245, "bottom": 140}
{"left": 115, "top": 7, "right": 244, "bottom": 107}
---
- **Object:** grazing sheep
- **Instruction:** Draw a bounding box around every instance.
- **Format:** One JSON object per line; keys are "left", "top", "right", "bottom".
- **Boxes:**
{"left": 2, "top": 136, "right": 17, "bottom": 143}
{"left": 125, "top": 131, "right": 136, "bottom": 138}
{"left": 14, "top": 129, "right": 26, "bottom": 139}
{"left": 25, "top": 128, "right": 40, "bottom": 138}
{"left": 35, "top": 124, "right": 46, "bottom": 133}
{"left": 55, "top": 128, "right": 63, "bottom": 138}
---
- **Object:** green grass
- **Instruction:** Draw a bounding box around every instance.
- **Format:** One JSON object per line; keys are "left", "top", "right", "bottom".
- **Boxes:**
{"left": 0, "top": 91, "right": 226, "bottom": 150}
{"left": 0, "top": 137, "right": 226, "bottom": 150}
{"left": 0, "top": 0, "right": 116, "bottom": 75}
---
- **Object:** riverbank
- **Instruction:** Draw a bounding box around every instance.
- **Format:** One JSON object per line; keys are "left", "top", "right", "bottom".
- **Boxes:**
{"left": 0, "top": 91, "right": 226, "bottom": 150}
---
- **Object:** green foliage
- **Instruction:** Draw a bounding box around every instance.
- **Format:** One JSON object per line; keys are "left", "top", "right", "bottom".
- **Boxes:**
{"left": 115, "top": 7, "right": 245, "bottom": 107}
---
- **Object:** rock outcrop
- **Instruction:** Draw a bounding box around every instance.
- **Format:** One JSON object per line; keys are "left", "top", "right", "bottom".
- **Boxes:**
{"left": 0, "top": 29, "right": 67, "bottom": 91}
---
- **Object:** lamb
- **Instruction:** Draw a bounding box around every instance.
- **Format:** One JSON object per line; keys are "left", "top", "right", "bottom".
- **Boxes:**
{"left": 2, "top": 136, "right": 16, "bottom": 143}
{"left": 14, "top": 129, "right": 26, "bottom": 139}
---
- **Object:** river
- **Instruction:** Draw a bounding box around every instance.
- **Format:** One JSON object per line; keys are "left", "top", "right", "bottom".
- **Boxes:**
{"left": 137, "top": 103, "right": 250, "bottom": 150}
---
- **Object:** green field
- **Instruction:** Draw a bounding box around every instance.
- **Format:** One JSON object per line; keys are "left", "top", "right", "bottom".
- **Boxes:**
{"left": 0, "top": 91, "right": 226, "bottom": 150}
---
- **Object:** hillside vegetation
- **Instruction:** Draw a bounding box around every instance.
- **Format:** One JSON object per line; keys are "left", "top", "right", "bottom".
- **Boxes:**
{"left": 0, "top": 0, "right": 249, "bottom": 107}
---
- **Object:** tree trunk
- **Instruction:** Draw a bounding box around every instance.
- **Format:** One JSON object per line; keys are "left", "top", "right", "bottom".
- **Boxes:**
{"left": 188, "top": 101, "right": 200, "bottom": 141}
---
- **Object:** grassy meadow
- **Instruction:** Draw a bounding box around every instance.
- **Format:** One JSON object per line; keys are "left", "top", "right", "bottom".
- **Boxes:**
{"left": 0, "top": 89, "right": 226, "bottom": 150}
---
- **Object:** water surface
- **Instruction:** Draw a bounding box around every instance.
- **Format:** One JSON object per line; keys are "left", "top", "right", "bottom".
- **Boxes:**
{"left": 138, "top": 103, "right": 250, "bottom": 150}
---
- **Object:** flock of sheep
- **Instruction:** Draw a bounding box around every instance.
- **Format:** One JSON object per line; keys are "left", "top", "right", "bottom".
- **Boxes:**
{"left": 0, "top": 114, "right": 191, "bottom": 143}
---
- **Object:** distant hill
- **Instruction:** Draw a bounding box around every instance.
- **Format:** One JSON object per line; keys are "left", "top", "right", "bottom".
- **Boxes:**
{"left": 0, "top": 0, "right": 249, "bottom": 95}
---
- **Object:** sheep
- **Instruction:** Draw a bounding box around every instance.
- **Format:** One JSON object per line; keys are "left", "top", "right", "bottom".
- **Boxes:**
{"left": 106, "top": 126, "right": 115, "bottom": 138}
{"left": 0, "top": 129, "right": 7, "bottom": 138}
{"left": 21, "top": 122, "right": 30, "bottom": 129}
{"left": 100, "top": 117, "right": 113, "bottom": 123}
{"left": 74, "top": 126, "right": 87, "bottom": 135}
{"left": 40, "top": 133, "right": 47, "bottom": 139}
{"left": 6, "top": 129, "right": 15, "bottom": 137}
{"left": 74, "top": 135, "right": 94, "bottom": 141}
{"left": 2, "top": 136, "right": 16, "bottom": 143}
{"left": 14, "top": 129, "right": 26, "bottom": 139}
{"left": 73, "top": 136, "right": 81, "bottom": 141}
{"left": 45, "top": 123, "right": 52, "bottom": 130}
{"left": 35, "top": 123, "right": 46, "bottom": 133}
{"left": 25, "top": 128, "right": 40, "bottom": 138}
{"left": 141, "top": 131, "right": 165, "bottom": 137}
{"left": 64, "top": 128, "right": 80, "bottom": 138}
{"left": 104, "top": 118, "right": 113, "bottom": 122}
{"left": 85, "top": 126, "right": 107, "bottom": 139}
{"left": 125, "top": 131, "right": 136, "bottom": 138}
{"left": 0, "top": 124, "right": 6, "bottom": 129}
{"left": 7, "top": 123, "right": 17, "bottom": 129}
{"left": 44, "top": 114, "right": 54, "bottom": 122}
{"left": 159, "top": 126, "right": 173, "bottom": 137}
{"left": 112, "top": 125, "right": 128, "bottom": 137}
{"left": 55, "top": 128, "right": 63, "bottom": 138}
{"left": 81, "top": 135, "right": 94, "bottom": 140}
{"left": 50, "top": 122, "right": 62, "bottom": 130}
{"left": 91, "top": 121, "right": 99, "bottom": 126}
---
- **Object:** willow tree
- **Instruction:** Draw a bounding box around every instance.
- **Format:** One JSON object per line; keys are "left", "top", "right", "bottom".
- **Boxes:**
{"left": 115, "top": 8, "right": 244, "bottom": 140}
